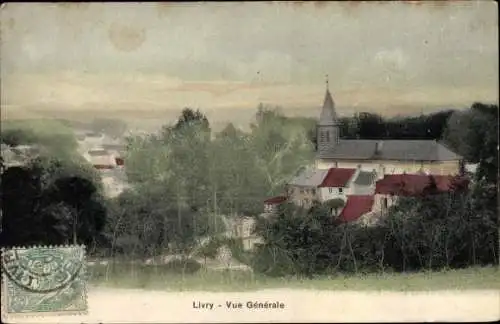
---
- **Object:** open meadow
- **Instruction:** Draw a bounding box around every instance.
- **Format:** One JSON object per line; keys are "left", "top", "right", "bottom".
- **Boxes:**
{"left": 87, "top": 263, "right": 500, "bottom": 292}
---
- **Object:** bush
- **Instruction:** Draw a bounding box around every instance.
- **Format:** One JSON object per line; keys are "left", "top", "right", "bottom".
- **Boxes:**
{"left": 164, "top": 258, "right": 202, "bottom": 274}
{"left": 251, "top": 244, "right": 297, "bottom": 277}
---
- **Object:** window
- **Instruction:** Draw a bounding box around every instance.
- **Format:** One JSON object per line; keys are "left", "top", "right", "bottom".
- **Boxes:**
{"left": 320, "top": 131, "right": 325, "bottom": 142}
{"left": 325, "top": 131, "right": 330, "bottom": 142}
{"left": 339, "top": 188, "right": 343, "bottom": 194}
{"left": 382, "top": 197, "right": 388, "bottom": 209}
{"left": 311, "top": 189, "right": 316, "bottom": 196}
{"left": 329, "top": 188, "right": 334, "bottom": 193}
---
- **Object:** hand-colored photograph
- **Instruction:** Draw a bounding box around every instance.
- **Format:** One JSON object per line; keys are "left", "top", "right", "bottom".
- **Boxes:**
{"left": 1, "top": 1, "right": 498, "bottom": 323}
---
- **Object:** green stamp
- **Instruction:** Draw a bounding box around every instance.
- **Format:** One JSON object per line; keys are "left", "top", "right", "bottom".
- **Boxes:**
{"left": 1, "top": 245, "right": 88, "bottom": 317}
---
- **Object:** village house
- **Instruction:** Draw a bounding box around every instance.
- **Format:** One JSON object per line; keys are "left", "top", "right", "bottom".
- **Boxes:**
{"left": 263, "top": 82, "right": 465, "bottom": 224}
{"left": 285, "top": 166, "right": 377, "bottom": 209}
{"left": 82, "top": 147, "right": 129, "bottom": 198}
{"left": 225, "top": 216, "right": 264, "bottom": 251}
{"left": 372, "top": 174, "right": 462, "bottom": 213}
{"left": 263, "top": 196, "right": 288, "bottom": 214}
{"left": 83, "top": 148, "right": 118, "bottom": 169}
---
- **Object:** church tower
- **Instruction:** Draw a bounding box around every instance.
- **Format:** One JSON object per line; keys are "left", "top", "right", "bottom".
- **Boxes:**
{"left": 317, "top": 76, "right": 340, "bottom": 157}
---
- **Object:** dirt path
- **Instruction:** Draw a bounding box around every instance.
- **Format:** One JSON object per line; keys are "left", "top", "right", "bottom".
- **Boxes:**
{"left": 3, "top": 287, "right": 499, "bottom": 323}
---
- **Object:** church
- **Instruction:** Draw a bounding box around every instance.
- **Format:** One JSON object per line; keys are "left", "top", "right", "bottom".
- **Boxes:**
{"left": 263, "top": 83, "right": 464, "bottom": 224}
{"left": 315, "top": 83, "right": 462, "bottom": 174}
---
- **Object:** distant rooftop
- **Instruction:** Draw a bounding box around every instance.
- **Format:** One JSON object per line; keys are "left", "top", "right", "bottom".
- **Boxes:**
{"left": 87, "top": 149, "right": 110, "bottom": 157}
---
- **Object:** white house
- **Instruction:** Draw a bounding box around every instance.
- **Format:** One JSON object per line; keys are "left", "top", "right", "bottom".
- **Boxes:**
{"left": 83, "top": 148, "right": 118, "bottom": 169}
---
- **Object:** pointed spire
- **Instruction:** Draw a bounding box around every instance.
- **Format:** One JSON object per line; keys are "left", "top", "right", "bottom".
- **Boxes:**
{"left": 318, "top": 75, "right": 338, "bottom": 126}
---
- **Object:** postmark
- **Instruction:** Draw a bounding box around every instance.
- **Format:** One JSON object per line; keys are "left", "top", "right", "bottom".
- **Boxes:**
{"left": 1, "top": 245, "right": 88, "bottom": 318}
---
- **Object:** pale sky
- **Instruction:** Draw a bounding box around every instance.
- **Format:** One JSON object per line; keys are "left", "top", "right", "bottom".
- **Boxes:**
{"left": 1, "top": 2, "right": 498, "bottom": 126}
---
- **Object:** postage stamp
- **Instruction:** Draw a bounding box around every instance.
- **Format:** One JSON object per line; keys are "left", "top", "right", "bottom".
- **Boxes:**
{"left": 1, "top": 245, "right": 88, "bottom": 318}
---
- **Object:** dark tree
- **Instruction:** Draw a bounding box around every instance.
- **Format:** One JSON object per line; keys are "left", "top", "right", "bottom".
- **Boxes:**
{"left": 43, "top": 176, "right": 106, "bottom": 246}
{"left": 0, "top": 162, "right": 107, "bottom": 247}
{"left": 174, "top": 108, "right": 210, "bottom": 132}
{"left": 0, "top": 166, "right": 45, "bottom": 246}
{"left": 357, "top": 112, "right": 386, "bottom": 139}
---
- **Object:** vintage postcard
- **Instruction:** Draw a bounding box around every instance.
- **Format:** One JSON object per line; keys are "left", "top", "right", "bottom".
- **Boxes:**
{"left": 0, "top": 1, "right": 498, "bottom": 323}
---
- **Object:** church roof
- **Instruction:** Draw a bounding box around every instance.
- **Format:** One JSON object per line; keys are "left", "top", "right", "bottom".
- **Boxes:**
{"left": 318, "top": 89, "right": 339, "bottom": 126}
{"left": 288, "top": 168, "right": 329, "bottom": 187}
{"left": 317, "top": 139, "right": 462, "bottom": 161}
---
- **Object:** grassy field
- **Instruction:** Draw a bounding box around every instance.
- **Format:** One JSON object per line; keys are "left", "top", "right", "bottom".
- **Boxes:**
{"left": 87, "top": 263, "right": 499, "bottom": 292}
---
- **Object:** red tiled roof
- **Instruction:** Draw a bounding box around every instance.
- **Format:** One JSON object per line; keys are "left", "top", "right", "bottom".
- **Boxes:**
{"left": 318, "top": 168, "right": 357, "bottom": 188}
{"left": 338, "top": 195, "right": 374, "bottom": 223}
{"left": 375, "top": 174, "right": 457, "bottom": 196}
{"left": 264, "top": 196, "right": 288, "bottom": 205}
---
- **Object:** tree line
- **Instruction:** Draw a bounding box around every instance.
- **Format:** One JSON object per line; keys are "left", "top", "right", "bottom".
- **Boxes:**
{"left": 252, "top": 175, "right": 497, "bottom": 277}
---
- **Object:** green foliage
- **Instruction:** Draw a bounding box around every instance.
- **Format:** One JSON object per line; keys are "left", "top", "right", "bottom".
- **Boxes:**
{"left": 224, "top": 237, "right": 252, "bottom": 265}
{"left": 173, "top": 108, "right": 210, "bottom": 133}
{"left": 124, "top": 105, "right": 314, "bottom": 219}
{"left": 196, "top": 236, "right": 225, "bottom": 259}
{"left": 1, "top": 119, "right": 78, "bottom": 156}
{"left": 325, "top": 198, "right": 345, "bottom": 216}
{"left": 252, "top": 202, "right": 339, "bottom": 277}
{"left": 382, "top": 179, "right": 497, "bottom": 271}
{"left": 106, "top": 180, "right": 225, "bottom": 259}
{"left": 443, "top": 103, "right": 498, "bottom": 183}
{"left": 164, "top": 258, "right": 202, "bottom": 274}
{"left": 309, "top": 109, "right": 455, "bottom": 146}
{"left": 0, "top": 157, "right": 107, "bottom": 248}
{"left": 253, "top": 184, "right": 497, "bottom": 277}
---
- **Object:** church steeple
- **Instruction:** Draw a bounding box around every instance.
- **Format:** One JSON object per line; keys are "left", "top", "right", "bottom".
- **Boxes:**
{"left": 317, "top": 75, "right": 340, "bottom": 156}
{"left": 318, "top": 75, "right": 339, "bottom": 126}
